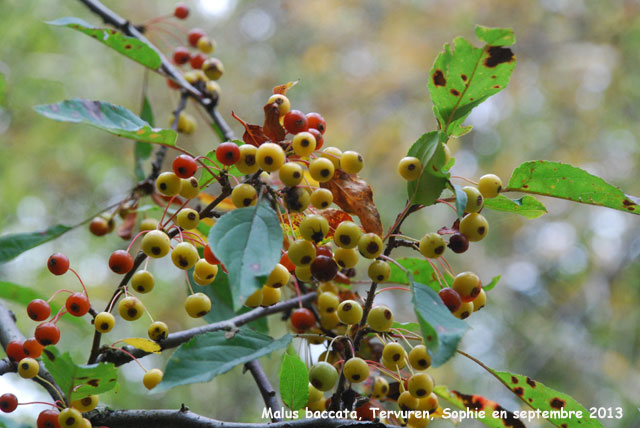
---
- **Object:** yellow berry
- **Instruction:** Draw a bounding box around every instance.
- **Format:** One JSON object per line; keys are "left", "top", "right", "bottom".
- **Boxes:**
{"left": 310, "top": 188, "right": 333, "bottom": 209}
{"left": 308, "top": 384, "right": 324, "bottom": 403}
{"left": 333, "top": 247, "right": 359, "bottom": 269}
{"left": 319, "top": 311, "right": 340, "bottom": 330}
{"left": 118, "top": 296, "right": 144, "bottom": 321}
{"left": 309, "top": 158, "right": 335, "bottom": 183}
{"left": 71, "top": 395, "right": 98, "bottom": 412}
{"left": 141, "top": 230, "right": 171, "bottom": 258}
{"left": 131, "top": 270, "right": 155, "bottom": 293}
{"left": 288, "top": 239, "right": 316, "bottom": 267}
{"left": 418, "top": 233, "right": 446, "bottom": 259}
{"left": 143, "top": 368, "right": 163, "bottom": 390}
{"left": 266, "top": 263, "right": 290, "bottom": 288}
{"left": 94, "top": 312, "right": 115, "bottom": 333}
{"left": 408, "top": 373, "right": 434, "bottom": 398}
{"left": 343, "top": 357, "right": 369, "bottom": 383}
{"left": 417, "top": 392, "right": 439, "bottom": 412}
{"left": 156, "top": 172, "right": 181, "bottom": 196}
{"left": 294, "top": 265, "right": 313, "bottom": 282}
{"left": 267, "top": 94, "right": 291, "bottom": 116}
{"left": 231, "top": 183, "right": 257, "bottom": 208}
{"left": 452, "top": 271, "right": 481, "bottom": 302}
{"left": 171, "top": 242, "right": 199, "bottom": 270}
{"left": 299, "top": 215, "right": 329, "bottom": 243}
{"left": 398, "top": 156, "right": 422, "bottom": 181}
{"left": 459, "top": 213, "right": 489, "bottom": 242}
{"left": 176, "top": 208, "right": 200, "bottom": 230}
{"left": 148, "top": 321, "right": 169, "bottom": 341}
{"left": 452, "top": 301, "right": 474, "bottom": 319}
{"left": 398, "top": 390, "right": 419, "bottom": 410}
{"left": 321, "top": 146, "right": 342, "bottom": 169}
{"left": 184, "top": 292, "right": 212, "bottom": 318}
{"left": 139, "top": 218, "right": 159, "bottom": 231}
{"left": 256, "top": 143, "right": 285, "bottom": 172}
{"left": 366, "top": 305, "right": 394, "bottom": 332}
{"left": 408, "top": 345, "right": 431, "bottom": 371}
{"left": 382, "top": 342, "right": 406, "bottom": 369}
{"left": 478, "top": 174, "right": 503, "bottom": 198}
{"left": 367, "top": 260, "right": 390, "bottom": 282}
{"left": 184, "top": 70, "right": 206, "bottom": 85}
{"left": 179, "top": 177, "right": 200, "bottom": 199}
{"left": 261, "top": 285, "right": 282, "bottom": 306}
{"left": 308, "top": 361, "right": 339, "bottom": 391}
{"left": 340, "top": 151, "right": 363, "bottom": 174}
{"left": 245, "top": 288, "right": 263, "bottom": 308}
{"left": 333, "top": 221, "right": 362, "bottom": 249}
{"left": 17, "top": 358, "right": 39, "bottom": 379}
{"left": 337, "top": 299, "right": 363, "bottom": 324}
{"left": 372, "top": 376, "right": 389, "bottom": 399}
{"left": 197, "top": 36, "right": 216, "bottom": 54}
{"left": 194, "top": 259, "right": 219, "bottom": 285}
{"left": 462, "top": 186, "right": 484, "bottom": 213}
{"left": 237, "top": 144, "right": 259, "bottom": 174}
{"left": 58, "top": 408, "right": 83, "bottom": 428}
{"left": 202, "top": 57, "right": 224, "bottom": 80}
{"left": 279, "top": 162, "right": 304, "bottom": 187}
{"left": 292, "top": 131, "right": 316, "bottom": 157}
{"left": 205, "top": 80, "right": 221, "bottom": 96}
{"left": 358, "top": 233, "right": 383, "bottom": 259}
{"left": 473, "top": 289, "right": 487, "bottom": 311}
{"left": 284, "top": 187, "right": 310, "bottom": 213}
{"left": 317, "top": 292, "right": 340, "bottom": 314}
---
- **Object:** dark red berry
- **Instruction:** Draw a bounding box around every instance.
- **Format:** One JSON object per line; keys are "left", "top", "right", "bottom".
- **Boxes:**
{"left": 189, "top": 53, "right": 206, "bottom": 69}
{"left": 187, "top": 28, "right": 206, "bottom": 47}
{"left": 27, "top": 299, "right": 51, "bottom": 321}
{"left": 35, "top": 322, "right": 61, "bottom": 346}
{"left": 439, "top": 288, "right": 462, "bottom": 313}
{"left": 109, "top": 250, "right": 134, "bottom": 274}
{"left": 173, "top": 47, "right": 190, "bottom": 65}
{"left": 6, "top": 340, "right": 26, "bottom": 361}
{"left": 290, "top": 308, "right": 316, "bottom": 331}
{"left": 306, "top": 112, "right": 326, "bottom": 134}
{"left": 23, "top": 338, "right": 44, "bottom": 358}
{"left": 167, "top": 78, "right": 181, "bottom": 90}
{"left": 0, "top": 393, "right": 18, "bottom": 413}
{"left": 65, "top": 292, "right": 90, "bottom": 317}
{"left": 47, "top": 253, "right": 69, "bottom": 276}
{"left": 316, "top": 245, "right": 333, "bottom": 258}
{"left": 283, "top": 110, "right": 308, "bottom": 134}
{"left": 308, "top": 128, "right": 324, "bottom": 150}
{"left": 89, "top": 217, "right": 110, "bottom": 236}
{"left": 37, "top": 409, "right": 61, "bottom": 428}
{"left": 174, "top": 2, "right": 189, "bottom": 19}
{"left": 310, "top": 255, "right": 339, "bottom": 282}
{"left": 355, "top": 402, "right": 374, "bottom": 421}
{"left": 172, "top": 154, "right": 198, "bottom": 178}
{"left": 448, "top": 233, "right": 469, "bottom": 254}
{"left": 216, "top": 142, "right": 240, "bottom": 166}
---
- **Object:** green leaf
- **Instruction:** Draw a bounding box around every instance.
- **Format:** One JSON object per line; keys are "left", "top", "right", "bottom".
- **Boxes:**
{"left": 159, "top": 329, "right": 292, "bottom": 391}
{"left": 134, "top": 95, "right": 154, "bottom": 180}
{"left": 0, "top": 73, "right": 6, "bottom": 106}
{"left": 34, "top": 99, "right": 177, "bottom": 145}
{"left": 483, "top": 275, "right": 501, "bottom": 292}
{"left": 428, "top": 26, "right": 516, "bottom": 137}
{"left": 42, "top": 346, "right": 118, "bottom": 401}
{"left": 483, "top": 194, "right": 547, "bottom": 219}
{"left": 412, "top": 280, "right": 468, "bottom": 367}
{"left": 391, "top": 321, "right": 421, "bottom": 335}
{"left": 492, "top": 370, "right": 602, "bottom": 428}
{"left": 0, "top": 224, "right": 72, "bottom": 264}
{"left": 192, "top": 269, "right": 268, "bottom": 334}
{"left": 48, "top": 17, "right": 162, "bottom": 70}
{"left": 452, "top": 183, "right": 468, "bottom": 220}
{"left": 209, "top": 203, "right": 283, "bottom": 310}
{"left": 507, "top": 161, "right": 639, "bottom": 215}
{"left": 434, "top": 385, "right": 525, "bottom": 428}
{"left": 388, "top": 257, "right": 452, "bottom": 292}
{"left": 279, "top": 350, "right": 308, "bottom": 410}
{"left": 0, "top": 281, "right": 84, "bottom": 327}
{"left": 407, "top": 131, "right": 450, "bottom": 206}
{"left": 199, "top": 143, "right": 244, "bottom": 188}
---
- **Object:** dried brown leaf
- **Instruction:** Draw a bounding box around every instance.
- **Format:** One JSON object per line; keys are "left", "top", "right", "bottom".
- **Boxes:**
{"left": 263, "top": 102, "right": 285, "bottom": 143}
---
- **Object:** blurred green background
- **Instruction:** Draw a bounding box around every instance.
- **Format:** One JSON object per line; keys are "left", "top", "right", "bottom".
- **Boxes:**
{"left": 1, "top": 0, "right": 639, "bottom": 427}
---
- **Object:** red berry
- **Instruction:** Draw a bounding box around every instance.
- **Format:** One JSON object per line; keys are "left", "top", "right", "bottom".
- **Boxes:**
{"left": 203, "top": 244, "right": 220, "bottom": 265}
{"left": 172, "top": 154, "right": 198, "bottom": 178}
{"left": 291, "top": 308, "right": 316, "bottom": 331}
{"left": 89, "top": 217, "right": 110, "bottom": 236}
{"left": 27, "top": 299, "right": 51, "bottom": 321}
{"left": 23, "top": 338, "right": 44, "bottom": 358}
{"left": 448, "top": 233, "right": 469, "bottom": 254}
{"left": 0, "top": 393, "right": 18, "bottom": 413}
{"left": 35, "top": 322, "right": 61, "bottom": 346}
{"left": 216, "top": 142, "right": 240, "bottom": 166}
{"left": 306, "top": 112, "right": 326, "bottom": 134}
{"left": 438, "top": 288, "right": 462, "bottom": 313}
{"left": 355, "top": 402, "right": 374, "bottom": 421}
{"left": 65, "top": 292, "right": 90, "bottom": 317}
{"left": 283, "top": 110, "right": 308, "bottom": 134}
{"left": 190, "top": 53, "right": 206, "bottom": 69}
{"left": 167, "top": 78, "right": 181, "bottom": 90}
{"left": 173, "top": 47, "right": 190, "bottom": 65}
{"left": 47, "top": 253, "right": 69, "bottom": 276}
{"left": 279, "top": 252, "right": 296, "bottom": 272}
{"left": 109, "top": 250, "right": 134, "bottom": 274}
{"left": 310, "top": 255, "right": 339, "bottom": 282}
{"left": 309, "top": 128, "right": 324, "bottom": 150}
{"left": 37, "top": 409, "right": 61, "bottom": 428}
{"left": 174, "top": 2, "right": 189, "bottom": 19}
{"left": 188, "top": 28, "right": 206, "bottom": 47}
{"left": 316, "top": 245, "right": 333, "bottom": 258}
{"left": 6, "top": 340, "right": 26, "bottom": 361}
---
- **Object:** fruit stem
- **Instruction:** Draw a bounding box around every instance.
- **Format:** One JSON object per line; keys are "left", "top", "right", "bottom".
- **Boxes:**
{"left": 375, "top": 286, "right": 411, "bottom": 295}
{"left": 378, "top": 255, "right": 406, "bottom": 273}
{"left": 108, "top": 346, "right": 147, "bottom": 372}
{"left": 451, "top": 175, "right": 478, "bottom": 185}
{"left": 162, "top": 198, "right": 190, "bottom": 229}
{"left": 17, "top": 401, "right": 59, "bottom": 408}
{"left": 47, "top": 289, "right": 74, "bottom": 303}
{"left": 290, "top": 275, "right": 303, "bottom": 309}
{"left": 439, "top": 256, "right": 454, "bottom": 277}
{"left": 425, "top": 259, "right": 446, "bottom": 289}
{"left": 49, "top": 307, "right": 67, "bottom": 324}
{"left": 126, "top": 230, "right": 150, "bottom": 253}
{"left": 180, "top": 230, "right": 206, "bottom": 247}
{"left": 159, "top": 196, "right": 178, "bottom": 226}
{"left": 364, "top": 360, "right": 402, "bottom": 382}
{"left": 184, "top": 270, "right": 195, "bottom": 295}
{"left": 388, "top": 234, "right": 418, "bottom": 243}
{"left": 436, "top": 198, "right": 458, "bottom": 213}
{"left": 35, "top": 375, "right": 67, "bottom": 408}
{"left": 67, "top": 268, "right": 89, "bottom": 297}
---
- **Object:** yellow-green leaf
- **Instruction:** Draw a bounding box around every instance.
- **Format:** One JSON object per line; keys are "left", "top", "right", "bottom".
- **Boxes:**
{"left": 121, "top": 338, "right": 161, "bottom": 354}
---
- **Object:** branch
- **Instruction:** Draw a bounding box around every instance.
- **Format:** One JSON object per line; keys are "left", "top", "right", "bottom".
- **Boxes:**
{"left": 97, "top": 292, "right": 317, "bottom": 365}
{"left": 88, "top": 408, "right": 394, "bottom": 428}
{"left": 244, "top": 360, "right": 281, "bottom": 422}
{"left": 77, "top": 0, "right": 235, "bottom": 141}
{"left": 0, "top": 302, "right": 66, "bottom": 403}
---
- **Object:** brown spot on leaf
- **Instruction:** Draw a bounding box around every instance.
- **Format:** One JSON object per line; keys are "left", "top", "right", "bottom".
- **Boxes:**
{"left": 433, "top": 69, "right": 446, "bottom": 86}
{"left": 450, "top": 89, "right": 460, "bottom": 96}
{"left": 485, "top": 46, "right": 514, "bottom": 67}
{"left": 87, "top": 379, "right": 100, "bottom": 387}
{"left": 550, "top": 397, "right": 565, "bottom": 409}
{"left": 461, "top": 74, "right": 467, "bottom": 81}
{"left": 493, "top": 85, "right": 501, "bottom": 89}
{"left": 526, "top": 377, "right": 536, "bottom": 388}
{"left": 124, "top": 44, "right": 132, "bottom": 49}
{"left": 43, "top": 349, "right": 55, "bottom": 361}
{"left": 513, "top": 387, "right": 524, "bottom": 396}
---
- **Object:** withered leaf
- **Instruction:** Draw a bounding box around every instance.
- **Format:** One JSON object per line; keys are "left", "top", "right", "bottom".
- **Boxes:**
{"left": 231, "top": 111, "right": 269, "bottom": 147}
{"left": 117, "top": 210, "right": 137, "bottom": 240}
{"left": 273, "top": 80, "right": 299, "bottom": 95}
{"left": 319, "top": 208, "right": 353, "bottom": 239}
{"left": 320, "top": 170, "right": 383, "bottom": 235}
{"left": 263, "top": 102, "right": 285, "bottom": 143}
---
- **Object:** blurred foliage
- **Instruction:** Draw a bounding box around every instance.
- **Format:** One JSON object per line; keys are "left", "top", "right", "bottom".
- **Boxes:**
{"left": 1, "top": 0, "right": 639, "bottom": 427}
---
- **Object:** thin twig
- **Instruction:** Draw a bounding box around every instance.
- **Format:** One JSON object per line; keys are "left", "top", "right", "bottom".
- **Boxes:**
{"left": 244, "top": 360, "right": 281, "bottom": 422}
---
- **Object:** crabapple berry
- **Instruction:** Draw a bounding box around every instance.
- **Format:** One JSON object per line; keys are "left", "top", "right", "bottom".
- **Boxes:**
{"left": 185, "top": 292, "right": 211, "bottom": 317}
{"left": 187, "top": 28, "right": 205, "bottom": 47}
{"left": 58, "top": 408, "right": 82, "bottom": 428}
{"left": 189, "top": 52, "right": 206, "bottom": 69}
{"left": 309, "top": 158, "right": 335, "bottom": 183}
{"left": 462, "top": 186, "right": 484, "bottom": 213}
{"left": 372, "top": 376, "right": 389, "bottom": 399}
{"left": 310, "top": 256, "right": 339, "bottom": 282}
{"left": 118, "top": 296, "right": 144, "bottom": 321}
{"left": 438, "top": 287, "right": 462, "bottom": 312}
{"left": 279, "top": 162, "right": 304, "bottom": 187}
{"left": 478, "top": 174, "right": 503, "bottom": 198}
{"left": 179, "top": 177, "right": 200, "bottom": 199}
{"left": 176, "top": 208, "right": 200, "bottom": 230}
{"left": 155, "top": 171, "right": 181, "bottom": 196}
{"left": 295, "top": 265, "right": 313, "bottom": 282}
{"left": 47, "top": 253, "right": 69, "bottom": 275}
{"left": 23, "top": 338, "right": 44, "bottom": 358}
{"left": 473, "top": 289, "right": 487, "bottom": 311}
{"left": 141, "top": 230, "right": 171, "bottom": 258}
{"left": 172, "top": 47, "right": 190, "bottom": 65}
{"left": 317, "top": 292, "right": 340, "bottom": 314}
{"left": 300, "top": 215, "right": 329, "bottom": 243}
{"left": 231, "top": 183, "right": 257, "bottom": 208}
{"left": 143, "top": 369, "right": 163, "bottom": 390}
{"left": 452, "top": 301, "right": 474, "bottom": 319}
{"left": 197, "top": 36, "right": 216, "bottom": 54}
{"left": 292, "top": 131, "right": 316, "bottom": 157}
{"left": 319, "top": 311, "right": 340, "bottom": 330}
{"left": 321, "top": 146, "right": 342, "bottom": 169}
{"left": 308, "top": 384, "right": 323, "bottom": 403}
{"left": 0, "top": 393, "right": 18, "bottom": 413}
{"left": 267, "top": 94, "right": 291, "bottom": 116}
{"left": 174, "top": 2, "right": 189, "bottom": 18}
{"left": 419, "top": 232, "right": 446, "bottom": 258}
{"left": 452, "top": 271, "right": 481, "bottom": 302}
{"left": 244, "top": 288, "right": 263, "bottom": 308}
{"left": 65, "top": 292, "right": 90, "bottom": 317}
{"left": 202, "top": 57, "right": 224, "bottom": 80}
{"left": 148, "top": 321, "right": 169, "bottom": 341}
{"left": 417, "top": 392, "right": 439, "bottom": 412}
{"left": 237, "top": 144, "right": 259, "bottom": 174}
{"left": 194, "top": 259, "right": 218, "bottom": 285}
{"left": 398, "top": 390, "right": 419, "bottom": 410}
{"left": 260, "top": 285, "right": 281, "bottom": 307}
{"left": 408, "top": 345, "right": 431, "bottom": 371}
{"left": 283, "top": 110, "right": 308, "bottom": 134}
{"left": 291, "top": 308, "right": 316, "bottom": 331}
{"left": 27, "top": 299, "right": 51, "bottom": 321}
{"left": 265, "top": 263, "right": 290, "bottom": 288}
{"left": 216, "top": 142, "right": 240, "bottom": 165}
{"left": 94, "top": 312, "right": 115, "bottom": 333}
{"left": 109, "top": 249, "right": 134, "bottom": 274}
{"left": 368, "top": 260, "right": 391, "bottom": 282}
{"left": 309, "top": 128, "right": 324, "bottom": 150}
{"left": 358, "top": 233, "right": 383, "bottom": 259}
{"left": 398, "top": 156, "right": 422, "bottom": 181}
{"left": 131, "top": 270, "right": 155, "bottom": 294}
{"left": 306, "top": 112, "right": 326, "bottom": 134}
{"left": 367, "top": 305, "right": 394, "bottom": 332}
{"left": 171, "top": 242, "right": 199, "bottom": 270}
{"left": 35, "top": 322, "right": 60, "bottom": 346}
{"left": 382, "top": 342, "right": 406, "bottom": 368}
{"left": 337, "top": 300, "right": 363, "bottom": 324}
{"left": 283, "top": 187, "right": 310, "bottom": 213}
{"left": 71, "top": 395, "right": 98, "bottom": 412}
{"left": 256, "top": 143, "right": 285, "bottom": 172}
{"left": 173, "top": 154, "right": 198, "bottom": 178}
{"left": 308, "top": 361, "right": 339, "bottom": 391}
{"left": 448, "top": 233, "right": 469, "bottom": 254}
{"left": 37, "top": 409, "right": 60, "bottom": 428}
{"left": 89, "top": 216, "right": 110, "bottom": 236}
{"left": 459, "top": 212, "right": 489, "bottom": 242}
{"left": 18, "top": 357, "right": 40, "bottom": 379}
{"left": 6, "top": 340, "right": 26, "bottom": 361}
{"left": 288, "top": 239, "right": 316, "bottom": 266}
{"left": 340, "top": 151, "right": 364, "bottom": 174}
{"left": 139, "top": 218, "right": 159, "bottom": 231}
{"left": 334, "top": 221, "right": 362, "bottom": 249}
{"left": 333, "top": 247, "right": 359, "bottom": 269}
{"left": 343, "top": 357, "right": 369, "bottom": 383}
